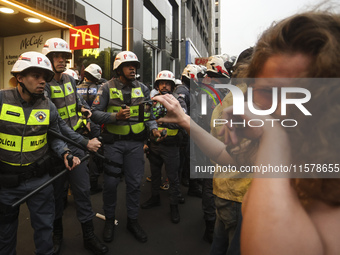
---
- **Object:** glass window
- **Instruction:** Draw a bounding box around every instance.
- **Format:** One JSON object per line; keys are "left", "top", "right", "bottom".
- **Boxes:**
{"left": 68, "top": 0, "right": 123, "bottom": 82}
{"left": 73, "top": 39, "right": 121, "bottom": 81}
{"left": 77, "top": 0, "right": 111, "bottom": 17}
{"left": 81, "top": 2, "right": 113, "bottom": 42}
{"left": 165, "top": 1, "right": 173, "bottom": 55}
{"left": 215, "top": 33, "right": 218, "bottom": 42}
{"left": 112, "top": 21, "right": 123, "bottom": 47}
{"left": 111, "top": 0, "right": 122, "bottom": 23}
{"left": 215, "top": 1, "right": 219, "bottom": 12}
{"left": 215, "top": 18, "right": 218, "bottom": 27}
{"left": 143, "top": 7, "right": 159, "bottom": 47}
{"left": 142, "top": 42, "right": 155, "bottom": 88}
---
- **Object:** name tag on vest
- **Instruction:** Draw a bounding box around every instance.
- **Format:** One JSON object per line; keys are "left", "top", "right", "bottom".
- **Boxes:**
{"left": 6, "top": 111, "right": 20, "bottom": 117}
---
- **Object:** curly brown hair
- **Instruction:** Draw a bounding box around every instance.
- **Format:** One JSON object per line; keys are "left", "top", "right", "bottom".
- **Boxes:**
{"left": 248, "top": 11, "right": 340, "bottom": 78}
{"left": 240, "top": 11, "right": 340, "bottom": 205}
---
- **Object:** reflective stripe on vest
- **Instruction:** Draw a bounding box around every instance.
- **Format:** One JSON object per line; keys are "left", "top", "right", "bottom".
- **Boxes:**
{"left": 106, "top": 104, "right": 146, "bottom": 135}
{"left": 49, "top": 76, "right": 85, "bottom": 130}
{"left": 0, "top": 132, "right": 47, "bottom": 152}
{"left": 0, "top": 90, "right": 50, "bottom": 166}
{"left": 157, "top": 127, "right": 178, "bottom": 136}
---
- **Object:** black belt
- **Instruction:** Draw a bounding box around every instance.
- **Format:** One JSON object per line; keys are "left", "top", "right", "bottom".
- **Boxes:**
{"left": 113, "top": 133, "right": 134, "bottom": 141}
{"left": 0, "top": 162, "right": 46, "bottom": 181}
{"left": 112, "top": 131, "right": 146, "bottom": 141}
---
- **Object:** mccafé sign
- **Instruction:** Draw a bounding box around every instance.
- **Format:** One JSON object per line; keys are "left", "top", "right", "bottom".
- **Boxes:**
{"left": 69, "top": 24, "right": 100, "bottom": 50}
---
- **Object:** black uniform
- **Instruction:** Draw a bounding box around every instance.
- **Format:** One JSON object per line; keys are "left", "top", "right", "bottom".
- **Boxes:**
{"left": 0, "top": 88, "right": 69, "bottom": 255}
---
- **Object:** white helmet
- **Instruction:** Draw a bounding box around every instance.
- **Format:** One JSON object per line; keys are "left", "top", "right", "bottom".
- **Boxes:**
{"left": 154, "top": 70, "right": 175, "bottom": 90}
{"left": 206, "top": 55, "right": 230, "bottom": 78}
{"left": 182, "top": 64, "right": 199, "bottom": 82}
{"left": 63, "top": 69, "right": 79, "bottom": 81}
{"left": 113, "top": 51, "right": 140, "bottom": 70}
{"left": 175, "top": 79, "right": 182, "bottom": 86}
{"left": 220, "top": 53, "right": 230, "bottom": 62}
{"left": 85, "top": 63, "right": 102, "bottom": 81}
{"left": 42, "top": 38, "right": 72, "bottom": 59}
{"left": 11, "top": 51, "right": 54, "bottom": 82}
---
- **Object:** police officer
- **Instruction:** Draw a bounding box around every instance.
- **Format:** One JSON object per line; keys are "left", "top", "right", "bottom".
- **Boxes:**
{"left": 141, "top": 70, "right": 187, "bottom": 224}
{"left": 77, "top": 63, "right": 103, "bottom": 107}
{"left": 198, "top": 55, "right": 231, "bottom": 243}
{"left": 0, "top": 51, "right": 80, "bottom": 255}
{"left": 174, "top": 64, "right": 203, "bottom": 196}
{"left": 91, "top": 51, "right": 162, "bottom": 243}
{"left": 42, "top": 38, "right": 107, "bottom": 255}
{"left": 63, "top": 69, "right": 80, "bottom": 84}
{"left": 77, "top": 63, "right": 104, "bottom": 195}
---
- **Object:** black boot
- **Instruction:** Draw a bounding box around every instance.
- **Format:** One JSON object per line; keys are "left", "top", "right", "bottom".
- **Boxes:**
{"left": 53, "top": 218, "right": 63, "bottom": 255}
{"left": 127, "top": 218, "right": 148, "bottom": 243}
{"left": 203, "top": 220, "right": 215, "bottom": 243}
{"left": 103, "top": 218, "right": 115, "bottom": 243}
{"left": 140, "top": 195, "right": 160, "bottom": 209}
{"left": 170, "top": 205, "right": 180, "bottom": 224}
{"left": 90, "top": 177, "right": 102, "bottom": 195}
{"left": 81, "top": 220, "right": 108, "bottom": 255}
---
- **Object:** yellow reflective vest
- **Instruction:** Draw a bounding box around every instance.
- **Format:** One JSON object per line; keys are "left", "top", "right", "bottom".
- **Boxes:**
{"left": 0, "top": 89, "right": 50, "bottom": 166}
{"left": 105, "top": 79, "right": 149, "bottom": 136}
{"left": 48, "top": 74, "right": 85, "bottom": 131}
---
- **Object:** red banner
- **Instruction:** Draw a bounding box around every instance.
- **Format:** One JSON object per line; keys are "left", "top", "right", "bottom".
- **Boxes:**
{"left": 69, "top": 24, "right": 100, "bottom": 50}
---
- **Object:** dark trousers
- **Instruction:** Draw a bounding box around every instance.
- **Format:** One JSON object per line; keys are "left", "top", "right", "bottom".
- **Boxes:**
{"left": 0, "top": 174, "right": 54, "bottom": 255}
{"left": 53, "top": 145, "right": 94, "bottom": 223}
{"left": 103, "top": 140, "right": 145, "bottom": 219}
{"left": 202, "top": 178, "right": 216, "bottom": 221}
{"left": 210, "top": 198, "right": 242, "bottom": 255}
{"left": 148, "top": 143, "right": 180, "bottom": 204}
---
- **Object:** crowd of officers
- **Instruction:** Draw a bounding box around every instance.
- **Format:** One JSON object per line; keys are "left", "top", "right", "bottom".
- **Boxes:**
{"left": 0, "top": 36, "right": 235, "bottom": 255}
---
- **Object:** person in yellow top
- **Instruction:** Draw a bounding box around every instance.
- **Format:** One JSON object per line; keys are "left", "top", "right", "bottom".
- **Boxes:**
{"left": 209, "top": 47, "right": 253, "bottom": 255}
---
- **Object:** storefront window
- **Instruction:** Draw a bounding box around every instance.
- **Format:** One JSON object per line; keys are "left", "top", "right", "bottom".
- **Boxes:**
{"left": 73, "top": 40, "right": 120, "bottom": 81}
{"left": 72, "top": 1, "right": 123, "bottom": 81}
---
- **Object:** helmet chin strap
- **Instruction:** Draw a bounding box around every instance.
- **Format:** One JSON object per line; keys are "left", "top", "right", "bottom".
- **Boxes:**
{"left": 118, "top": 68, "right": 136, "bottom": 82}
{"left": 124, "top": 73, "right": 135, "bottom": 82}
{"left": 48, "top": 55, "right": 64, "bottom": 74}
{"left": 124, "top": 69, "right": 137, "bottom": 82}
{"left": 19, "top": 82, "right": 45, "bottom": 101}
{"left": 159, "top": 91, "right": 170, "bottom": 95}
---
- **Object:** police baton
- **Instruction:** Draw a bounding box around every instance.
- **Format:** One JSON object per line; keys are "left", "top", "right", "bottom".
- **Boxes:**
{"left": 48, "top": 129, "right": 97, "bottom": 156}
{"left": 11, "top": 154, "right": 90, "bottom": 208}
{"left": 47, "top": 130, "right": 122, "bottom": 168}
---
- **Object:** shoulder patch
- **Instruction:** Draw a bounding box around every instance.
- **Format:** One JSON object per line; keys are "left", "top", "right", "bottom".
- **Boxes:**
{"left": 92, "top": 95, "right": 100, "bottom": 105}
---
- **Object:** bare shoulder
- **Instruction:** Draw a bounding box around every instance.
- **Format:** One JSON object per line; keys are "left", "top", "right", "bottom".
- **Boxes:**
{"left": 306, "top": 201, "right": 340, "bottom": 255}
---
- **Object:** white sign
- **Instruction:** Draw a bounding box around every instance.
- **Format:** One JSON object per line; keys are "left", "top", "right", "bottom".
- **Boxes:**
{"left": 3, "top": 30, "right": 61, "bottom": 88}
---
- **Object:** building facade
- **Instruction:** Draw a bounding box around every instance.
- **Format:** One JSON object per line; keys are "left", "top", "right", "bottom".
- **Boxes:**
{"left": 0, "top": 0, "right": 215, "bottom": 88}
{"left": 180, "top": 0, "right": 214, "bottom": 70}
{"left": 214, "top": 0, "right": 221, "bottom": 55}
